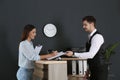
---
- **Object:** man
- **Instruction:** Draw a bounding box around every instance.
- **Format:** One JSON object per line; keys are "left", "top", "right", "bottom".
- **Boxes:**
{"left": 66, "top": 16, "right": 107, "bottom": 80}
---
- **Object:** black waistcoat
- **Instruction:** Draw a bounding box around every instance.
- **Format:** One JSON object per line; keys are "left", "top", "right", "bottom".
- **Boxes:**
{"left": 86, "top": 31, "right": 105, "bottom": 67}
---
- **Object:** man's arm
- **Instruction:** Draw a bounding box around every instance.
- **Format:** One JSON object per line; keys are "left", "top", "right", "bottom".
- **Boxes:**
{"left": 66, "top": 34, "right": 104, "bottom": 59}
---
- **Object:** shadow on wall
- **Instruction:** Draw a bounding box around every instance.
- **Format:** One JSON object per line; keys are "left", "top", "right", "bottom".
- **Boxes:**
{"left": 0, "top": 25, "right": 18, "bottom": 80}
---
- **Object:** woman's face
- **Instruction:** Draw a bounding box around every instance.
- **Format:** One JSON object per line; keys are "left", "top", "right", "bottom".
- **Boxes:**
{"left": 28, "top": 28, "right": 36, "bottom": 40}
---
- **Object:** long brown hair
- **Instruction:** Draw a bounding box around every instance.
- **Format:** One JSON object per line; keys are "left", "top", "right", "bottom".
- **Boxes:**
{"left": 21, "top": 24, "right": 36, "bottom": 41}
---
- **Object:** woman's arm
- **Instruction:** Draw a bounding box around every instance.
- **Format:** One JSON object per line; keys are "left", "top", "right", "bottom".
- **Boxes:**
{"left": 40, "top": 51, "right": 58, "bottom": 59}
{"left": 20, "top": 42, "right": 57, "bottom": 60}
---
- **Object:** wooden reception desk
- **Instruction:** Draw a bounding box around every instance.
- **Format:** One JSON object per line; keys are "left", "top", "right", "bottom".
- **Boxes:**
{"left": 33, "top": 60, "right": 67, "bottom": 80}
{"left": 33, "top": 58, "right": 88, "bottom": 80}
{"left": 61, "top": 58, "right": 88, "bottom": 80}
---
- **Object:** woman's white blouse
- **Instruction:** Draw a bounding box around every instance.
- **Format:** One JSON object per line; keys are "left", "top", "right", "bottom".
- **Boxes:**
{"left": 18, "top": 40, "right": 40, "bottom": 69}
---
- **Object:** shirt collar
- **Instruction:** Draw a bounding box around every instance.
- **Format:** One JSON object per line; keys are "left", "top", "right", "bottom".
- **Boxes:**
{"left": 88, "top": 29, "right": 97, "bottom": 38}
{"left": 25, "top": 40, "right": 33, "bottom": 45}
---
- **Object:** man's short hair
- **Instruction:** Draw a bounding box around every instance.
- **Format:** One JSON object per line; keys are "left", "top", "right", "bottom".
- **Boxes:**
{"left": 82, "top": 16, "right": 96, "bottom": 26}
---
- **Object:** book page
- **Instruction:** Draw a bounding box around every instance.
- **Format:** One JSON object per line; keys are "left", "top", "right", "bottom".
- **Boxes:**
{"left": 47, "top": 51, "right": 66, "bottom": 60}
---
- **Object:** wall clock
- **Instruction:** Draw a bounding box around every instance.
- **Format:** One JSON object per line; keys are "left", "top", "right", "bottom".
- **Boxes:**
{"left": 43, "top": 23, "right": 57, "bottom": 37}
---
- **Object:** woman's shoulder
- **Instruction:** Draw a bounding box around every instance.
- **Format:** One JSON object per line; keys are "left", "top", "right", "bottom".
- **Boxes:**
{"left": 19, "top": 40, "right": 27, "bottom": 46}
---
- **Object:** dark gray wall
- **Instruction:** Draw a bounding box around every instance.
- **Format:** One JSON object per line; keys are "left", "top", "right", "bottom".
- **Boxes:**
{"left": 0, "top": 0, "right": 120, "bottom": 80}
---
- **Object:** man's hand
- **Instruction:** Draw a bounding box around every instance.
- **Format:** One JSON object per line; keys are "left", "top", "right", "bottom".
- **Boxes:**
{"left": 65, "top": 51, "right": 73, "bottom": 56}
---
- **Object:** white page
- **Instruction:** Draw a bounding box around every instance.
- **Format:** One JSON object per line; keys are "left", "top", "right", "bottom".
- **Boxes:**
{"left": 35, "top": 45, "right": 43, "bottom": 54}
{"left": 47, "top": 51, "right": 66, "bottom": 60}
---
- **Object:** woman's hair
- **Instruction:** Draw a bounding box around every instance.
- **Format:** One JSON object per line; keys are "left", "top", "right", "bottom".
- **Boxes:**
{"left": 21, "top": 24, "right": 36, "bottom": 41}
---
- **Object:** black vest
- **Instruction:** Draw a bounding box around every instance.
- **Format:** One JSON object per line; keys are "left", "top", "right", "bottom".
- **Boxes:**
{"left": 86, "top": 31, "right": 105, "bottom": 67}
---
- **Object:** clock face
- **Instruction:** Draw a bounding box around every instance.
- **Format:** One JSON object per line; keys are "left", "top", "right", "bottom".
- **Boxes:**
{"left": 43, "top": 24, "right": 57, "bottom": 37}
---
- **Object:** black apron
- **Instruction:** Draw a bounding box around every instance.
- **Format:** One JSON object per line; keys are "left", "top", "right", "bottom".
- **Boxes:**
{"left": 86, "top": 31, "right": 108, "bottom": 80}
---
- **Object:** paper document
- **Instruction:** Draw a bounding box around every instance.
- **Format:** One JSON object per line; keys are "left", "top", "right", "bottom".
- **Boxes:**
{"left": 35, "top": 45, "right": 43, "bottom": 54}
{"left": 47, "top": 51, "right": 66, "bottom": 60}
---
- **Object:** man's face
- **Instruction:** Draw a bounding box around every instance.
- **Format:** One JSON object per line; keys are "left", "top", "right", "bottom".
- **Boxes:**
{"left": 82, "top": 20, "right": 93, "bottom": 32}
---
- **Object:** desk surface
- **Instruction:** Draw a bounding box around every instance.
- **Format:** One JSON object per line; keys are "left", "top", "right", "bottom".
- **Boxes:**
{"left": 35, "top": 60, "right": 67, "bottom": 64}
{"left": 35, "top": 57, "right": 87, "bottom": 64}
{"left": 61, "top": 58, "right": 87, "bottom": 61}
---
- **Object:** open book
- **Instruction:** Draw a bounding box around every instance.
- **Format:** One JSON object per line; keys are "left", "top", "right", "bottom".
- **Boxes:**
{"left": 47, "top": 51, "right": 66, "bottom": 60}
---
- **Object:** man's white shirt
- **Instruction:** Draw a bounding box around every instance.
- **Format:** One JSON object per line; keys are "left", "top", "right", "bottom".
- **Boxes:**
{"left": 74, "top": 29, "right": 104, "bottom": 59}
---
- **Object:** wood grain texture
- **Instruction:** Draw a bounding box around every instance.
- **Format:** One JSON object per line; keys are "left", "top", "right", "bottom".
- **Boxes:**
{"left": 33, "top": 61, "right": 67, "bottom": 80}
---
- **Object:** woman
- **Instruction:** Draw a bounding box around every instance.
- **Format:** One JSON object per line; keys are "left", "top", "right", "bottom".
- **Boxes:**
{"left": 16, "top": 24, "right": 57, "bottom": 80}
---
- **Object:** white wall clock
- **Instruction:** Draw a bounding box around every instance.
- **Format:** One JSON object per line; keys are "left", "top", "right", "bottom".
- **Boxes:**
{"left": 43, "top": 23, "right": 57, "bottom": 37}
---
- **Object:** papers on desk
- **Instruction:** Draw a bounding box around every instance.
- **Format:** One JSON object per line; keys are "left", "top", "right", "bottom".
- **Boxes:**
{"left": 35, "top": 45, "right": 43, "bottom": 54}
{"left": 47, "top": 51, "right": 66, "bottom": 60}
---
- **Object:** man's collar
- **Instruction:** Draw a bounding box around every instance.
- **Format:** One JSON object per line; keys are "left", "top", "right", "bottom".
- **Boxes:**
{"left": 89, "top": 29, "right": 97, "bottom": 38}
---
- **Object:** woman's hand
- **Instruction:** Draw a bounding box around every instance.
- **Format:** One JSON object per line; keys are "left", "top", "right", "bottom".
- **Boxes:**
{"left": 50, "top": 50, "right": 58, "bottom": 57}
{"left": 40, "top": 51, "right": 58, "bottom": 59}
{"left": 65, "top": 51, "right": 73, "bottom": 56}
